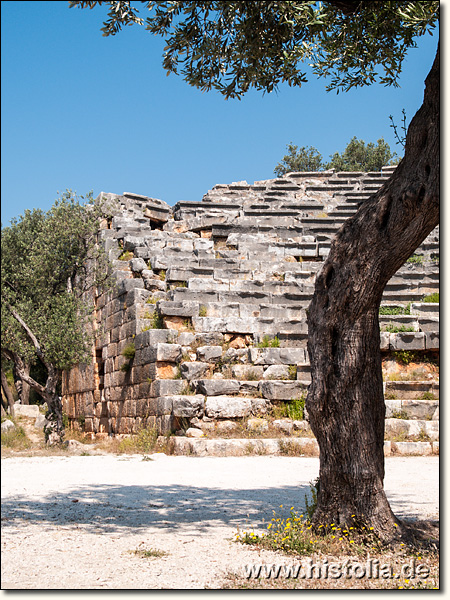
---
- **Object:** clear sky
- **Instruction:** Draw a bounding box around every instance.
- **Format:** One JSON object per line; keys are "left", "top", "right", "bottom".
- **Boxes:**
{"left": 1, "top": 0, "right": 440, "bottom": 227}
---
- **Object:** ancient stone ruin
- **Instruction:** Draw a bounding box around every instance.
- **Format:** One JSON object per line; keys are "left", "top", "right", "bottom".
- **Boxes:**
{"left": 62, "top": 166, "right": 439, "bottom": 455}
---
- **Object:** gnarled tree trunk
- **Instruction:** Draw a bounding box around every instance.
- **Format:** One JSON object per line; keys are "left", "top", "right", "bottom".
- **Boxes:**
{"left": 306, "top": 45, "right": 439, "bottom": 540}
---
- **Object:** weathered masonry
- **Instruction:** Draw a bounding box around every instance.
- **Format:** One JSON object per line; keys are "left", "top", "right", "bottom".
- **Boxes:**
{"left": 62, "top": 166, "right": 439, "bottom": 446}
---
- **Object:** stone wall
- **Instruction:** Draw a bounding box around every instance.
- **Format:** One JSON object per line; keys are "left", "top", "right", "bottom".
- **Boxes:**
{"left": 62, "top": 166, "right": 439, "bottom": 439}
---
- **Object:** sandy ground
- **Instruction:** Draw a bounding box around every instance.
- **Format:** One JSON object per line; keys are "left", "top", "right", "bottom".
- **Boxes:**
{"left": 1, "top": 454, "right": 439, "bottom": 589}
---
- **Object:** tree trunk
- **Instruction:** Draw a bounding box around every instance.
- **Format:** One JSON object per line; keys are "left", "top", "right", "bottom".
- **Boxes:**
{"left": 306, "top": 45, "right": 439, "bottom": 541}
{"left": 1, "top": 367, "right": 16, "bottom": 417}
{"left": 13, "top": 362, "right": 30, "bottom": 405}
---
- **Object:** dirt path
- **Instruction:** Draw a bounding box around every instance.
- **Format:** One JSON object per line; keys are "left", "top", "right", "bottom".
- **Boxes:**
{"left": 1, "top": 455, "right": 439, "bottom": 589}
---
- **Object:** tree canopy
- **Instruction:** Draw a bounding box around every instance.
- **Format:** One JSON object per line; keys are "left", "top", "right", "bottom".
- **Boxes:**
{"left": 1, "top": 192, "right": 112, "bottom": 442}
{"left": 70, "top": 1, "right": 438, "bottom": 97}
{"left": 274, "top": 137, "right": 399, "bottom": 176}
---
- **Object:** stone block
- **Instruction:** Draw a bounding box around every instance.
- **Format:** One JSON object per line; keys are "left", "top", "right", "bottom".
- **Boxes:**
{"left": 425, "top": 331, "right": 439, "bottom": 350}
{"left": 194, "top": 379, "right": 240, "bottom": 396}
{"left": 148, "top": 362, "right": 179, "bottom": 380}
{"left": 250, "top": 397, "right": 271, "bottom": 415}
{"left": 157, "top": 301, "right": 200, "bottom": 317}
{"left": 259, "top": 380, "right": 308, "bottom": 400}
{"left": 273, "top": 419, "right": 294, "bottom": 435}
{"left": 249, "top": 347, "right": 306, "bottom": 365}
{"left": 205, "top": 396, "right": 252, "bottom": 418}
{"left": 196, "top": 345, "right": 223, "bottom": 363}
{"left": 185, "top": 427, "right": 204, "bottom": 438}
{"left": 13, "top": 404, "right": 40, "bottom": 418}
{"left": 150, "top": 379, "right": 185, "bottom": 397}
{"left": 156, "top": 396, "right": 173, "bottom": 415}
{"left": 390, "top": 332, "right": 425, "bottom": 351}
{"left": 401, "top": 400, "right": 438, "bottom": 420}
{"left": 380, "top": 332, "right": 390, "bottom": 351}
{"left": 263, "top": 365, "right": 290, "bottom": 380}
{"left": 134, "top": 329, "right": 172, "bottom": 350}
{"left": 147, "top": 343, "right": 182, "bottom": 363}
{"left": 171, "top": 395, "right": 205, "bottom": 418}
{"left": 130, "top": 258, "right": 147, "bottom": 273}
{"left": 231, "top": 365, "right": 264, "bottom": 380}
{"left": 391, "top": 441, "right": 432, "bottom": 456}
{"left": 180, "top": 361, "right": 211, "bottom": 380}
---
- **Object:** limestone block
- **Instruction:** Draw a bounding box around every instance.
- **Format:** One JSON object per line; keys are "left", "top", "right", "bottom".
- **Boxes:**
{"left": 390, "top": 332, "right": 425, "bottom": 351}
{"left": 259, "top": 380, "right": 308, "bottom": 400}
{"left": 135, "top": 329, "right": 172, "bottom": 350}
{"left": 263, "top": 365, "right": 290, "bottom": 380}
{"left": 148, "top": 362, "right": 179, "bottom": 380}
{"left": 250, "top": 397, "right": 271, "bottom": 415}
{"left": 194, "top": 379, "right": 240, "bottom": 396}
{"left": 391, "top": 441, "right": 432, "bottom": 456}
{"left": 432, "top": 441, "right": 439, "bottom": 455}
{"left": 401, "top": 400, "right": 438, "bottom": 420}
{"left": 156, "top": 396, "right": 173, "bottom": 415}
{"left": 171, "top": 395, "right": 205, "bottom": 418}
{"left": 205, "top": 396, "right": 252, "bottom": 418}
{"left": 13, "top": 404, "right": 40, "bottom": 418}
{"left": 150, "top": 379, "right": 185, "bottom": 397}
{"left": 425, "top": 331, "right": 439, "bottom": 350}
{"left": 1, "top": 420, "right": 16, "bottom": 432}
{"left": 273, "top": 419, "right": 294, "bottom": 435}
{"left": 425, "top": 420, "right": 439, "bottom": 441}
{"left": 216, "top": 420, "right": 239, "bottom": 434}
{"left": 130, "top": 258, "right": 147, "bottom": 273}
{"left": 410, "top": 302, "right": 439, "bottom": 316}
{"left": 195, "top": 332, "right": 225, "bottom": 346}
{"left": 185, "top": 427, "right": 204, "bottom": 438}
{"left": 291, "top": 419, "right": 308, "bottom": 432}
{"left": 385, "top": 401, "right": 403, "bottom": 418}
{"left": 147, "top": 343, "right": 182, "bottom": 363}
{"left": 380, "top": 332, "right": 390, "bottom": 351}
{"left": 250, "top": 347, "right": 306, "bottom": 365}
{"left": 418, "top": 317, "right": 439, "bottom": 333}
{"left": 385, "top": 380, "right": 435, "bottom": 400}
{"left": 157, "top": 301, "right": 200, "bottom": 317}
{"left": 180, "top": 361, "right": 210, "bottom": 380}
{"left": 231, "top": 365, "right": 264, "bottom": 380}
{"left": 192, "top": 317, "right": 253, "bottom": 334}
{"left": 196, "top": 345, "right": 223, "bottom": 363}
{"left": 384, "top": 418, "right": 427, "bottom": 437}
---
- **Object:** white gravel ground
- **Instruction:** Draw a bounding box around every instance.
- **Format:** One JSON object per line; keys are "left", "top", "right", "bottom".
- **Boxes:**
{"left": 1, "top": 455, "right": 439, "bottom": 589}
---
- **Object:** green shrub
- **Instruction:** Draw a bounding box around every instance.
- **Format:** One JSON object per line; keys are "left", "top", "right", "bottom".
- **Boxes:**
{"left": 422, "top": 292, "right": 439, "bottom": 303}
{"left": 257, "top": 335, "right": 280, "bottom": 348}
{"left": 199, "top": 305, "right": 208, "bottom": 317}
{"left": 288, "top": 365, "right": 297, "bottom": 380}
{"left": 118, "top": 250, "right": 134, "bottom": 261}
{"left": 391, "top": 410, "right": 408, "bottom": 419}
{"left": 121, "top": 343, "right": 136, "bottom": 360}
{"left": 287, "top": 393, "right": 306, "bottom": 420}
{"left": 118, "top": 427, "right": 158, "bottom": 454}
{"left": 1, "top": 424, "right": 31, "bottom": 449}
{"left": 382, "top": 324, "right": 415, "bottom": 333}
{"left": 406, "top": 254, "right": 423, "bottom": 264}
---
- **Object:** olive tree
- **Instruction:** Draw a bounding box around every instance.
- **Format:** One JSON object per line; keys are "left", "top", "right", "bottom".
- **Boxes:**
{"left": 1, "top": 192, "right": 111, "bottom": 444}
{"left": 69, "top": 0, "right": 439, "bottom": 540}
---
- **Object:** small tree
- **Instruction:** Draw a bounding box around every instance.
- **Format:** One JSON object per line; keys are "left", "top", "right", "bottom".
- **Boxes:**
{"left": 1, "top": 192, "right": 112, "bottom": 444}
{"left": 326, "top": 137, "right": 399, "bottom": 172}
{"left": 274, "top": 143, "right": 324, "bottom": 176}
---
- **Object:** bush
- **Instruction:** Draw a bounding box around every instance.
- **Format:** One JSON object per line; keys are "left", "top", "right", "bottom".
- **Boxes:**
{"left": 118, "top": 427, "right": 158, "bottom": 454}
{"left": 422, "top": 292, "right": 439, "bottom": 303}
{"left": 1, "top": 424, "right": 31, "bottom": 449}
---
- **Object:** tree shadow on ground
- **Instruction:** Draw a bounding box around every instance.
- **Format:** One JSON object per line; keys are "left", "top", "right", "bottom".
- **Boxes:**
{"left": 1, "top": 482, "right": 314, "bottom": 534}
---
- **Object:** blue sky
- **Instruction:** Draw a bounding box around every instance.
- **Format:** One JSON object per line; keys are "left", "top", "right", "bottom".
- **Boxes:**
{"left": 1, "top": 1, "right": 440, "bottom": 227}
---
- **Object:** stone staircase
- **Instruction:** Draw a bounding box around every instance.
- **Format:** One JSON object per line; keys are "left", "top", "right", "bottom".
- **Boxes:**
{"left": 62, "top": 167, "right": 439, "bottom": 456}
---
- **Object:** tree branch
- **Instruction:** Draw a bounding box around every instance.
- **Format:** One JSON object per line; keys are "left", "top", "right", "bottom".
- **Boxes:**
{"left": 5, "top": 303, "right": 48, "bottom": 367}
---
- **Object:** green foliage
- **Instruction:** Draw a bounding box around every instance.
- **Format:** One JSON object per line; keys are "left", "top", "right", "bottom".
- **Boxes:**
{"left": 420, "top": 391, "right": 436, "bottom": 401}
{"left": 423, "top": 292, "right": 439, "bottom": 303}
{"left": 407, "top": 253, "right": 423, "bottom": 264}
{"left": 274, "top": 143, "right": 323, "bottom": 177}
{"left": 382, "top": 324, "right": 415, "bottom": 333}
{"left": 118, "top": 427, "right": 158, "bottom": 454}
{"left": 118, "top": 250, "right": 134, "bottom": 261}
{"left": 379, "top": 306, "right": 407, "bottom": 316}
{"left": 326, "top": 137, "right": 398, "bottom": 172}
{"left": 1, "top": 424, "right": 31, "bottom": 450}
{"left": 393, "top": 351, "right": 419, "bottom": 365}
{"left": 70, "top": 2, "right": 438, "bottom": 97}
{"left": 257, "top": 336, "right": 280, "bottom": 348}
{"left": 287, "top": 394, "right": 306, "bottom": 420}
{"left": 1, "top": 191, "right": 113, "bottom": 373}
{"left": 121, "top": 343, "right": 136, "bottom": 360}
{"left": 288, "top": 365, "right": 297, "bottom": 380}
{"left": 199, "top": 305, "right": 208, "bottom": 317}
